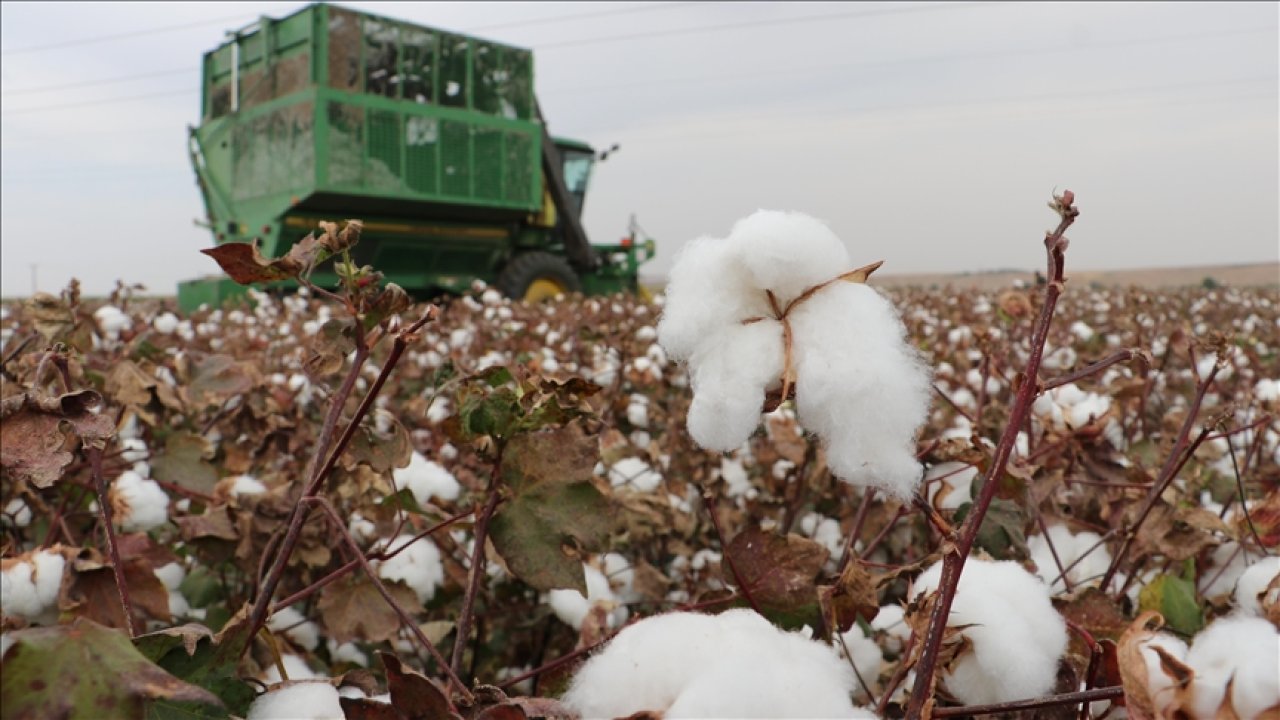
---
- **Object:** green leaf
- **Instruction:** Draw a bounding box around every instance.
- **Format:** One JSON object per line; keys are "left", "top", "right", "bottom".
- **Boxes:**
{"left": 0, "top": 617, "right": 224, "bottom": 720}
{"left": 489, "top": 423, "right": 614, "bottom": 594}
{"left": 1138, "top": 573, "right": 1204, "bottom": 638}
{"left": 151, "top": 432, "right": 219, "bottom": 496}
{"left": 957, "top": 497, "right": 1028, "bottom": 560}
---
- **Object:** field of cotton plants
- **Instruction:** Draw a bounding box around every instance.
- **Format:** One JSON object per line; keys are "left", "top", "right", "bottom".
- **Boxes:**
{"left": 2, "top": 204, "right": 1278, "bottom": 719}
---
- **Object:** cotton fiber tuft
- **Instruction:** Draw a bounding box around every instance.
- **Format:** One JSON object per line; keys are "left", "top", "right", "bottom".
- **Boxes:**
{"left": 657, "top": 210, "right": 931, "bottom": 499}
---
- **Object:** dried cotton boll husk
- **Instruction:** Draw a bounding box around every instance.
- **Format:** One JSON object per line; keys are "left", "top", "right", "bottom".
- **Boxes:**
{"left": 727, "top": 209, "right": 850, "bottom": 302}
{"left": 911, "top": 559, "right": 1067, "bottom": 705}
{"left": 790, "top": 282, "right": 931, "bottom": 499}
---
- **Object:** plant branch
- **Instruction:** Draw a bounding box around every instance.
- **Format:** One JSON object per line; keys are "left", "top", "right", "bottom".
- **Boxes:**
{"left": 931, "top": 686, "right": 1123, "bottom": 717}
{"left": 702, "top": 488, "right": 763, "bottom": 615}
{"left": 906, "top": 191, "right": 1077, "bottom": 717}
{"left": 1041, "top": 348, "right": 1146, "bottom": 392}
{"left": 88, "top": 447, "right": 139, "bottom": 637}
{"left": 450, "top": 465, "right": 504, "bottom": 680}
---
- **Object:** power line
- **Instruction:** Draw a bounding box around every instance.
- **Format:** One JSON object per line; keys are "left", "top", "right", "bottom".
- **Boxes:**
{"left": 541, "top": 25, "right": 1272, "bottom": 96}
{"left": 1, "top": 88, "right": 195, "bottom": 115}
{"left": 535, "top": 2, "right": 1000, "bottom": 50}
{"left": 3, "top": 68, "right": 195, "bottom": 96}
{"left": 0, "top": 11, "right": 259, "bottom": 55}
{"left": 463, "top": 2, "right": 706, "bottom": 33}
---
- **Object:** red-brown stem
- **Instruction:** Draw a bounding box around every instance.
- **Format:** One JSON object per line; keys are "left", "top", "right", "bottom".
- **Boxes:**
{"left": 836, "top": 488, "right": 876, "bottom": 575}
{"left": 906, "top": 195, "right": 1077, "bottom": 718}
{"left": 450, "top": 472, "right": 503, "bottom": 680}
{"left": 88, "top": 447, "right": 139, "bottom": 637}
{"left": 974, "top": 352, "right": 991, "bottom": 429}
{"left": 1041, "top": 349, "right": 1141, "bottom": 392}
{"left": 702, "top": 489, "right": 764, "bottom": 615}
{"left": 932, "top": 686, "right": 1123, "bottom": 717}
{"left": 933, "top": 384, "right": 976, "bottom": 424}
{"left": 307, "top": 497, "right": 470, "bottom": 705}
{"left": 1099, "top": 362, "right": 1219, "bottom": 591}
{"left": 1034, "top": 510, "right": 1073, "bottom": 593}
{"left": 859, "top": 504, "right": 910, "bottom": 560}
{"left": 244, "top": 307, "right": 435, "bottom": 657}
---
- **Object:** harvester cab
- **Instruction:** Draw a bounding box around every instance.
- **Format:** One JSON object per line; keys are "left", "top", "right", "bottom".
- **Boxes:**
{"left": 178, "top": 2, "right": 654, "bottom": 312}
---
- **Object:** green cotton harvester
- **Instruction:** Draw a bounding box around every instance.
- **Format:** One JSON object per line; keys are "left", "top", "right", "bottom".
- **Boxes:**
{"left": 178, "top": 2, "right": 655, "bottom": 312}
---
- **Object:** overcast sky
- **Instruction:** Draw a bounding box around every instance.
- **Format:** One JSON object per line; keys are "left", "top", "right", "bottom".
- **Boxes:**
{"left": 1, "top": 1, "right": 1276, "bottom": 297}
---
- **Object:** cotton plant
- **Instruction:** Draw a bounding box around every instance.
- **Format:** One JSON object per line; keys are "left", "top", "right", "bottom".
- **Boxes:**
{"left": 908, "top": 558, "right": 1068, "bottom": 705}
{"left": 561, "top": 609, "right": 876, "bottom": 719}
{"left": 657, "top": 210, "right": 932, "bottom": 500}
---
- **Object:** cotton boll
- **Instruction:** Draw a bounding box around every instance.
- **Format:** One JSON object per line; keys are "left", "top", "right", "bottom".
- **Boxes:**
{"left": 626, "top": 394, "right": 649, "bottom": 428}
{"left": 871, "top": 604, "right": 911, "bottom": 655}
{"left": 686, "top": 321, "right": 784, "bottom": 452}
{"left": 0, "top": 549, "right": 66, "bottom": 624}
{"left": 719, "top": 458, "right": 755, "bottom": 500}
{"left": 726, "top": 210, "right": 850, "bottom": 303}
{"left": 1235, "top": 557, "right": 1280, "bottom": 616}
{"left": 153, "top": 312, "right": 180, "bottom": 335}
{"left": 154, "top": 562, "right": 185, "bottom": 592}
{"left": 1137, "top": 630, "right": 1189, "bottom": 714}
{"left": 228, "top": 474, "right": 267, "bottom": 497}
{"left": 392, "top": 451, "right": 461, "bottom": 505}
{"left": 260, "top": 654, "right": 321, "bottom": 684}
{"left": 374, "top": 535, "right": 445, "bottom": 604}
{"left": 835, "top": 624, "right": 885, "bottom": 700}
{"left": 1028, "top": 525, "right": 1112, "bottom": 592}
{"left": 327, "top": 638, "right": 369, "bottom": 667}
{"left": 1184, "top": 616, "right": 1280, "bottom": 719}
{"left": 268, "top": 607, "right": 321, "bottom": 652}
{"left": 3, "top": 498, "right": 32, "bottom": 528}
{"left": 926, "top": 462, "right": 976, "bottom": 510}
{"left": 110, "top": 470, "right": 170, "bottom": 532}
{"left": 609, "top": 457, "right": 663, "bottom": 492}
{"left": 911, "top": 559, "right": 1067, "bottom": 705}
{"left": 563, "top": 609, "right": 862, "bottom": 719}
{"left": 246, "top": 680, "right": 342, "bottom": 720}
{"left": 657, "top": 235, "right": 769, "bottom": 364}
{"left": 790, "top": 282, "right": 931, "bottom": 499}
{"left": 547, "top": 563, "right": 621, "bottom": 630}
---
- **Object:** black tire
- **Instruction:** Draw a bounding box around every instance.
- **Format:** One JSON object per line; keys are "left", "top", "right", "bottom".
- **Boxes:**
{"left": 495, "top": 252, "right": 581, "bottom": 301}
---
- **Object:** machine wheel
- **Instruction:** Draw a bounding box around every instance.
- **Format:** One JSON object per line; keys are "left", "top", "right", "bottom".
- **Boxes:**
{"left": 496, "top": 252, "right": 581, "bottom": 302}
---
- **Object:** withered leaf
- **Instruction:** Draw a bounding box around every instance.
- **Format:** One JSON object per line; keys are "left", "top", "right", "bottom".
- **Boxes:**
{"left": 187, "top": 354, "right": 257, "bottom": 409}
{"left": 201, "top": 242, "right": 294, "bottom": 285}
{"left": 818, "top": 560, "right": 879, "bottom": 634}
{"left": 723, "top": 525, "right": 829, "bottom": 613}
{"left": 24, "top": 292, "right": 75, "bottom": 343}
{"left": 0, "top": 390, "right": 116, "bottom": 488}
{"left": 318, "top": 575, "right": 418, "bottom": 645}
{"left": 379, "top": 651, "right": 459, "bottom": 720}
{"left": 151, "top": 431, "right": 219, "bottom": 496}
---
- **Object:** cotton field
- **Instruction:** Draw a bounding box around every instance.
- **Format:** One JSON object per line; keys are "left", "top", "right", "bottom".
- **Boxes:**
{"left": 1, "top": 266, "right": 1277, "bottom": 719}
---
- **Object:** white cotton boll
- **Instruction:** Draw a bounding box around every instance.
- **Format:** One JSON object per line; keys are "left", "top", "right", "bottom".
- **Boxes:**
{"left": 153, "top": 312, "right": 180, "bottom": 335}
{"left": 1202, "top": 542, "right": 1265, "bottom": 600}
{"left": 926, "top": 462, "right": 976, "bottom": 510}
{"left": 911, "top": 558, "right": 1067, "bottom": 705}
{"left": 836, "top": 624, "right": 884, "bottom": 698}
{"left": 636, "top": 325, "right": 657, "bottom": 342}
{"left": 374, "top": 535, "right": 445, "bottom": 604}
{"left": 168, "top": 590, "right": 190, "bottom": 618}
{"left": 1256, "top": 378, "right": 1279, "bottom": 402}
{"left": 563, "top": 609, "right": 862, "bottom": 719}
{"left": 799, "top": 513, "right": 844, "bottom": 562}
{"left": 392, "top": 451, "right": 461, "bottom": 505}
{"left": 719, "top": 458, "right": 754, "bottom": 499}
{"left": 626, "top": 394, "right": 649, "bottom": 428}
{"left": 686, "top": 321, "right": 785, "bottom": 452}
{"left": 657, "top": 235, "right": 770, "bottom": 364}
{"left": 1028, "top": 525, "right": 1112, "bottom": 592}
{"left": 1070, "top": 321, "right": 1095, "bottom": 341}
{"left": 228, "top": 474, "right": 267, "bottom": 497}
{"left": 871, "top": 604, "right": 911, "bottom": 655}
{"left": 1234, "top": 556, "right": 1280, "bottom": 617}
{"left": 246, "top": 680, "right": 342, "bottom": 720}
{"left": 547, "top": 563, "right": 620, "bottom": 630}
{"left": 110, "top": 470, "right": 170, "bottom": 532}
{"left": 94, "top": 305, "right": 132, "bottom": 338}
{"left": 327, "top": 638, "right": 369, "bottom": 667}
{"left": 1184, "top": 616, "right": 1280, "bottom": 719}
{"left": 1137, "top": 631, "right": 1189, "bottom": 714}
{"left": 348, "top": 513, "right": 377, "bottom": 545}
{"left": 790, "top": 282, "right": 930, "bottom": 499}
{"left": 726, "top": 210, "right": 850, "bottom": 303}
{"left": 268, "top": 606, "right": 320, "bottom": 652}
{"left": 609, "top": 457, "right": 663, "bottom": 492}
{"left": 260, "top": 653, "right": 320, "bottom": 684}
{"left": 3, "top": 498, "right": 32, "bottom": 528}
{"left": 154, "top": 562, "right": 186, "bottom": 592}
{"left": 1, "top": 550, "right": 66, "bottom": 624}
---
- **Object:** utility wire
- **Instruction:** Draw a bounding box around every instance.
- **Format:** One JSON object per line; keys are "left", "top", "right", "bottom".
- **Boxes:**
{"left": 4, "top": 68, "right": 195, "bottom": 96}
{"left": 464, "top": 1, "right": 706, "bottom": 33}
{"left": 2, "top": 88, "right": 195, "bottom": 115}
{"left": 535, "top": 1, "right": 1000, "bottom": 50}
{"left": 0, "top": 11, "right": 260, "bottom": 55}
